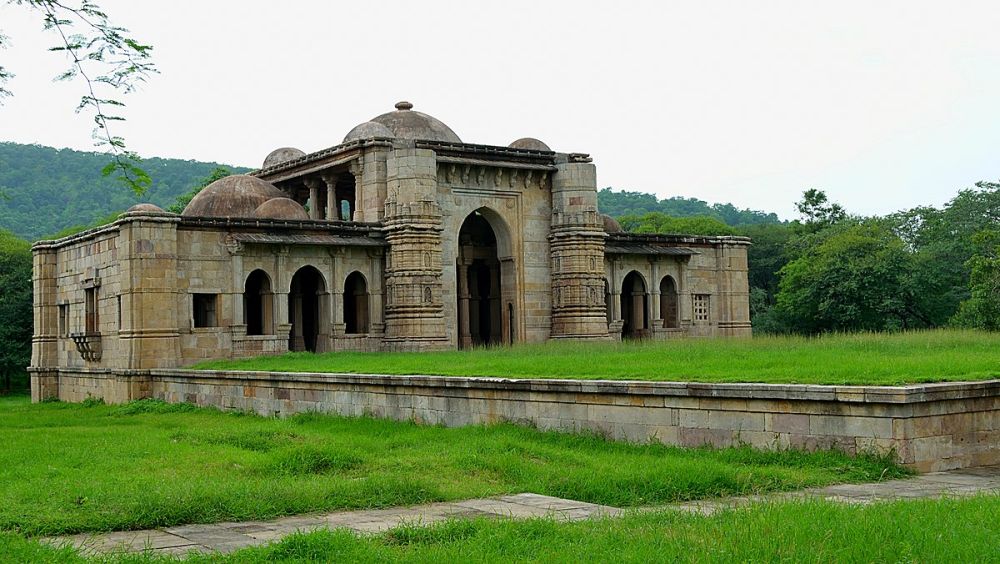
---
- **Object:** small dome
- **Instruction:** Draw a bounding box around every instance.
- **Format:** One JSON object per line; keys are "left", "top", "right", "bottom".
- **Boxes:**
{"left": 253, "top": 197, "right": 309, "bottom": 221}
{"left": 343, "top": 121, "right": 396, "bottom": 143}
{"left": 263, "top": 147, "right": 306, "bottom": 169}
{"left": 509, "top": 137, "right": 551, "bottom": 151}
{"left": 182, "top": 175, "right": 286, "bottom": 218}
{"left": 126, "top": 203, "right": 165, "bottom": 213}
{"left": 601, "top": 214, "right": 623, "bottom": 233}
{"left": 368, "top": 101, "right": 462, "bottom": 144}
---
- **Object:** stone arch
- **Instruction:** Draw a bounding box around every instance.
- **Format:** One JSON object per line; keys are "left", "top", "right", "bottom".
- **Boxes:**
{"left": 456, "top": 208, "right": 516, "bottom": 348}
{"left": 621, "top": 270, "right": 648, "bottom": 340}
{"left": 344, "top": 271, "right": 369, "bottom": 334}
{"left": 244, "top": 269, "right": 274, "bottom": 336}
{"left": 288, "top": 265, "right": 327, "bottom": 352}
{"left": 660, "top": 275, "right": 679, "bottom": 329}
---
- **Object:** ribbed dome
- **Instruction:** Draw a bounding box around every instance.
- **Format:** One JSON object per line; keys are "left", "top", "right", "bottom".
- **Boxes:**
{"left": 253, "top": 197, "right": 309, "bottom": 221}
{"left": 601, "top": 214, "right": 623, "bottom": 233}
{"left": 263, "top": 147, "right": 306, "bottom": 169}
{"left": 182, "top": 175, "right": 285, "bottom": 218}
{"left": 367, "top": 101, "right": 462, "bottom": 144}
{"left": 343, "top": 121, "right": 395, "bottom": 143}
{"left": 509, "top": 137, "right": 551, "bottom": 151}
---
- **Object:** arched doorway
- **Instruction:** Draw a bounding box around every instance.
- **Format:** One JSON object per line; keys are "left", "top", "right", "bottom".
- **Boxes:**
{"left": 288, "top": 266, "right": 325, "bottom": 352}
{"left": 344, "top": 271, "right": 369, "bottom": 334}
{"left": 245, "top": 269, "right": 273, "bottom": 335}
{"left": 621, "top": 271, "right": 648, "bottom": 339}
{"left": 457, "top": 211, "right": 503, "bottom": 348}
{"left": 660, "top": 276, "right": 679, "bottom": 329}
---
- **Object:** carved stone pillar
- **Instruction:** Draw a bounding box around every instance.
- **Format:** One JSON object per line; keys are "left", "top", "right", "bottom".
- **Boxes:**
{"left": 457, "top": 258, "right": 472, "bottom": 349}
{"left": 305, "top": 178, "right": 321, "bottom": 220}
{"left": 322, "top": 173, "right": 337, "bottom": 220}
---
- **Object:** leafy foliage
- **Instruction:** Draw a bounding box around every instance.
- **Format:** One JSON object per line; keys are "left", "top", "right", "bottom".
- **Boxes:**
{"left": 0, "top": 142, "right": 249, "bottom": 240}
{"left": 952, "top": 230, "right": 1000, "bottom": 330}
{"left": 0, "top": 230, "right": 32, "bottom": 392}
{"left": 618, "top": 212, "right": 736, "bottom": 236}
{"left": 772, "top": 221, "right": 925, "bottom": 334}
{"left": 2, "top": 0, "right": 158, "bottom": 195}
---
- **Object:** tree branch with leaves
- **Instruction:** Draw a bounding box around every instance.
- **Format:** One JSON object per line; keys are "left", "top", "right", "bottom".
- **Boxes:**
{"left": 0, "top": 0, "right": 156, "bottom": 195}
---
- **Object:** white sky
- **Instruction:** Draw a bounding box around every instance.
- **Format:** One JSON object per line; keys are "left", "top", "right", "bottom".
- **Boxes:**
{"left": 1, "top": 1, "right": 999, "bottom": 219}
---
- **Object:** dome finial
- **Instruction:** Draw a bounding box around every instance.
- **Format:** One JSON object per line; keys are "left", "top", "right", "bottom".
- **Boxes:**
{"left": 395, "top": 100, "right": 413, "bottom": 111}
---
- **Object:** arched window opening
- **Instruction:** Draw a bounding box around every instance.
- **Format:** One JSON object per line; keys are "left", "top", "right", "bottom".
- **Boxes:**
{"left": 457, "top": 212, "right": 502, "bottom": 348}
{"left": 289, "top": 266, "right": 325, "bottom": 352}
{"left": 660, "top": 276, "right": 679, "bottom": 329}
{"left": 620, "top": 271, "right": 648, "bottom": 340}
{"left": 344, "top": 272, "right": 369, "bottom": 334}
{"left": 245, "top": 270, "right": 273, "bottom": 335}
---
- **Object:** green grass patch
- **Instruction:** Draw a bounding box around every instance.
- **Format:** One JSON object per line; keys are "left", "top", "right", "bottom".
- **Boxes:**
{"left": 194, "top": 329, "right": 1000, "bottom": 385}
{"left": 14, "top": 496, "right": 1000, "bottom": 562}
{"left": 0, "top": 396, "right": 903, "bottom": 536}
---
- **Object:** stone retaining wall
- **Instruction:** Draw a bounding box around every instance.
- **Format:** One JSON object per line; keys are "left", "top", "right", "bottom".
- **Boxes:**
{"left": 35, "top": 368, "right": 1000, "bottom": 472}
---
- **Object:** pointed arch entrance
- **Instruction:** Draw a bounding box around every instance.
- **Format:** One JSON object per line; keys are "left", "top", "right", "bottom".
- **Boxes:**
{"left": 621, "top": 271, "right": 648, "bottom": 339}
{"left": 457, "top": 209, "right": 514, "bottom": 349}
{"left": 288, "top": 265, "right": 326, "bottom": 352}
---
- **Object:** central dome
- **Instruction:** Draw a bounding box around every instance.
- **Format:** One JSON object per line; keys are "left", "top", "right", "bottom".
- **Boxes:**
{"left": 365, "top": 101, "right": 462, "bottom": 144}
{"left": 182, "top": 175, "right": 285, "bottom": 218}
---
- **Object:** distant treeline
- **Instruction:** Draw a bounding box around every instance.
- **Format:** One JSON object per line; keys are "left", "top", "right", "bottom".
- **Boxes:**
{"left": 0, "top": 142, "right": 251, "bottom": 240}
{"left": 597, "top": 188, "right": 782, "bottom": 227}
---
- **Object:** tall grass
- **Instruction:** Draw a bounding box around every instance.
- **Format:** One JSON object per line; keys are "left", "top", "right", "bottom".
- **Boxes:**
{"left": 0, "top": 396, "right": 902, "bottom": 536}
{"left": 195, "top": 329, "right": 1000, "bottom": 385}
{"left": 9, "top": 496, "right": 999, "bottom": 562}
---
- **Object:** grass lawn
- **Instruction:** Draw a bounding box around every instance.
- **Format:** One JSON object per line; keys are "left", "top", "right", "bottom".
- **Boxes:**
{"left": 194, "top": 329, "right": 1000, "bottom": 386}
{"left": 7, "top": 496, "right": 999, "bottom": 562}
{"left": 0, "top": 396, "right": 904, "bottom": 537}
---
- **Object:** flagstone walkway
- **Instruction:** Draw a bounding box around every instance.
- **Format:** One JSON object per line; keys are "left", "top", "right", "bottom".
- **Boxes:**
{"left": 43, "top": 465, "right": 1000, "bottom": 557}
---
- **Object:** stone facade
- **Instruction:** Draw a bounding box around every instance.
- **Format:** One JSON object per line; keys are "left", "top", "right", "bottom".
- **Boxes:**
{"left": 30, "top": 102, "right": 750, "bottom": 399}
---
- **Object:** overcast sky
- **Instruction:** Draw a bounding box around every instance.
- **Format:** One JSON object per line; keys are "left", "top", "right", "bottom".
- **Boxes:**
{"left": 2, "top": 1, "right": 999, "bottom": 218}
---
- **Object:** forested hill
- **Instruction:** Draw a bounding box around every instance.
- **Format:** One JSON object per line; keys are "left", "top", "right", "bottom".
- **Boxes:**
{"left": 0, "top": 142, "right": 251, "bottom": 240}
{"left": 597, "top": 188, "right": 782, "bottom": 226}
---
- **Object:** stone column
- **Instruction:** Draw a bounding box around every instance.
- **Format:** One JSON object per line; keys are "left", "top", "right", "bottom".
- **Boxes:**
{"left": 322, "top": 173, "right": 337, "bottom": 220}
{"left": 489, "top": 262, "right": 501, "bottom": 343}
{"left": 305, "top": 178, "right": 321, "bottom": 220}
{"left": 457, "top": 257, "right": 472, "bottom": 349}
{"left": 650, "top": 261, "right": 661, "bottom": 327}
{"left": 291, "top": 293, "right": 304, "bottom": 351}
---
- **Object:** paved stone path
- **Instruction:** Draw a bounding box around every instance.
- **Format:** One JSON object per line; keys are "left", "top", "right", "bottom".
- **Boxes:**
{"left": 43, "top": 465, "right": 1000, "bottom": 557}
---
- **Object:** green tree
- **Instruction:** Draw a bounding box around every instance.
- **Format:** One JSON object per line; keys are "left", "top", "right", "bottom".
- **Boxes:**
{"left": 795, "top": 188, "right": 847, "bottom": 228}
{"left": 1, "top": 0, "right": 156, "bottom": 195}
{"left": 773, "top": 221, "right": 926, "bottom": 334}
{"left": 0, "top": 229, "right": 32, "bottom": 392}
{"left": 618, "top": 212, "right": 736, "bottom": 236}
{"left": 951, "top": 230, "right": 1000, "bottom": 330}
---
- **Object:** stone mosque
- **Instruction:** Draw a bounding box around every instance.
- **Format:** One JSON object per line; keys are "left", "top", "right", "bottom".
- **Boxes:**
{"left": 30, "top": 102, "right": 751, "bottom": 398}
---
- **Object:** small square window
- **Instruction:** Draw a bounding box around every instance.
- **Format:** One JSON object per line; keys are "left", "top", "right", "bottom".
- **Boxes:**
{"left": 193, "top": 294, "right": 218, "bottom": 328}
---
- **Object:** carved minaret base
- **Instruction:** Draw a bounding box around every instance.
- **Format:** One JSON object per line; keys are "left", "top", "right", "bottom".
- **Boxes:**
{"left": 381, "top": 145, "right": 450, "bottom": 351}
{"left": 549, "top": 156, "right": 612, "bottom": 340}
